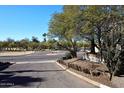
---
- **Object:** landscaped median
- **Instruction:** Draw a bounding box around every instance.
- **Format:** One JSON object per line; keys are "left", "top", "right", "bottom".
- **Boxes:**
{"left": 0, "top": 51, "right": 35, "bottom": 57}
{"left": 56, "top": 58, "right": 113, "bottom": 88}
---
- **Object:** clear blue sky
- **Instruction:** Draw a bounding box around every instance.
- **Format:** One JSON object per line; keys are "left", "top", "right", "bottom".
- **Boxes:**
{"left": 0, "top": 5, "right": 63, "bottom": 41}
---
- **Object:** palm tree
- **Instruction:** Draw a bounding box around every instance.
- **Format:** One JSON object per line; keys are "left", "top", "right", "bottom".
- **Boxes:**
{"left": 42, "top": 33, "right": 47, "bottom": 42}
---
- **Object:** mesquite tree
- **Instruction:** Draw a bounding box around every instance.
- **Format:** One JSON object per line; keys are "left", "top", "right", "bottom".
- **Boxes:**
{"left": 48, "top": 6, "right": 82, "bottom": 58}
{"left": 101, "top": 18, "right": 124, "bottom": 80}
{"left": 79, "top": 5, "right": 124, "bottom": 80}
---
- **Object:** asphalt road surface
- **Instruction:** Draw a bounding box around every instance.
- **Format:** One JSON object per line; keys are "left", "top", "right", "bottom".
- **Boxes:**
{"left": 0, "top": 51, "right": 96, "bottom": 88}
{"left": 0, "top": 51, "right": 83, "bottom": 63}
{"left": 0, "top": 51, "right": 66, "bottom": 62}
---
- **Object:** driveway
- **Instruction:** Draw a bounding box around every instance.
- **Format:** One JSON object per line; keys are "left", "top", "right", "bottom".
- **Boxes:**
{"left": 0, "top": 51, "right": 96, "bottom": 88}
{"left": 0, "top": 62, "right": 96, "bottom": 88}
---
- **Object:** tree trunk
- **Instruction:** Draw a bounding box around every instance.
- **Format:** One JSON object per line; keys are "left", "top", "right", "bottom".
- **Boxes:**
{"left": 109, "top": 72, "right": 113, "bottom": 81}
{"left": 90, "top": 35, "right": 95, "bottom": 54}
{"left": 70, "top": 50, "right": 77, "bottom": 58}
{"left": 57, "top": 41, "right": 77, "bottom": 58}
{"left": 97, "top": 26, "right": 102, "bottom": 62}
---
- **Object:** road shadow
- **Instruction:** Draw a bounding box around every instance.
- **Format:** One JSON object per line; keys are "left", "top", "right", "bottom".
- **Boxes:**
{"left": 0, "top": 69, "right": 65, "bottom": 87}
{"left": 116, "top": 74, "right": 124, "bottom": 77}
{"left": 0, "top": 69, "right": 66, "bottom": 74}
{"left": 0, "top": 74, "right": 46, "bottom": 88}
{"left": 0, "top": 62, "right": 13, "bottom": 71}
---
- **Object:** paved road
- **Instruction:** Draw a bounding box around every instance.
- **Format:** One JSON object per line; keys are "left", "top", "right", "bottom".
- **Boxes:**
{"left": 0, "top": 51, "right": 96, "bottom": 88}
{"left": 0, "top": 51, "right": 83, "bottom": 63}
{"left": 0, "top": 62, "right": 96, "bottom": 88}
{"left": 0, "top": 51, "right": 66, "bottom": 62}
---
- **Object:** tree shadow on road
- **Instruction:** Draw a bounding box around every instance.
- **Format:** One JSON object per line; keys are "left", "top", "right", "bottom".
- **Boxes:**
{"left": 0, "top": 74, "right": 46, "bottom": 88}
{"left": 0, "top": 62, "right": 13, "bottom": 71}
{"left": 0, "top": 69, "right": 65, "bottom": 87}
{"left": 0, "top": 69, "right": 66, "bottom": 74}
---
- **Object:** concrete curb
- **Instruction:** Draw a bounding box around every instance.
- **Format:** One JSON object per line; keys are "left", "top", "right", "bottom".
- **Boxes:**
{"left": 10, "top": 60, "right": 56, "bottom": 64}
{"left": 56, "top": 62, "right": 111, "bottom": 88}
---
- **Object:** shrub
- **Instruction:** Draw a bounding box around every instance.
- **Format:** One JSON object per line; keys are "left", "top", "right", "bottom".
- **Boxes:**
{"left": 63, "top": 52, "right": 72, "bottom": 60}
{"left": 91, "top": 70, "right": 101, "bottom": 76}
{"left": 82, "top": 68, "right": 91, "bottom": 74}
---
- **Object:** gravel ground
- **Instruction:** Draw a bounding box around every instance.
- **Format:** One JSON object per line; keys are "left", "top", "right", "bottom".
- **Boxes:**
{"left": 112, "top": 76, "right": 124, "bottom": 88}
